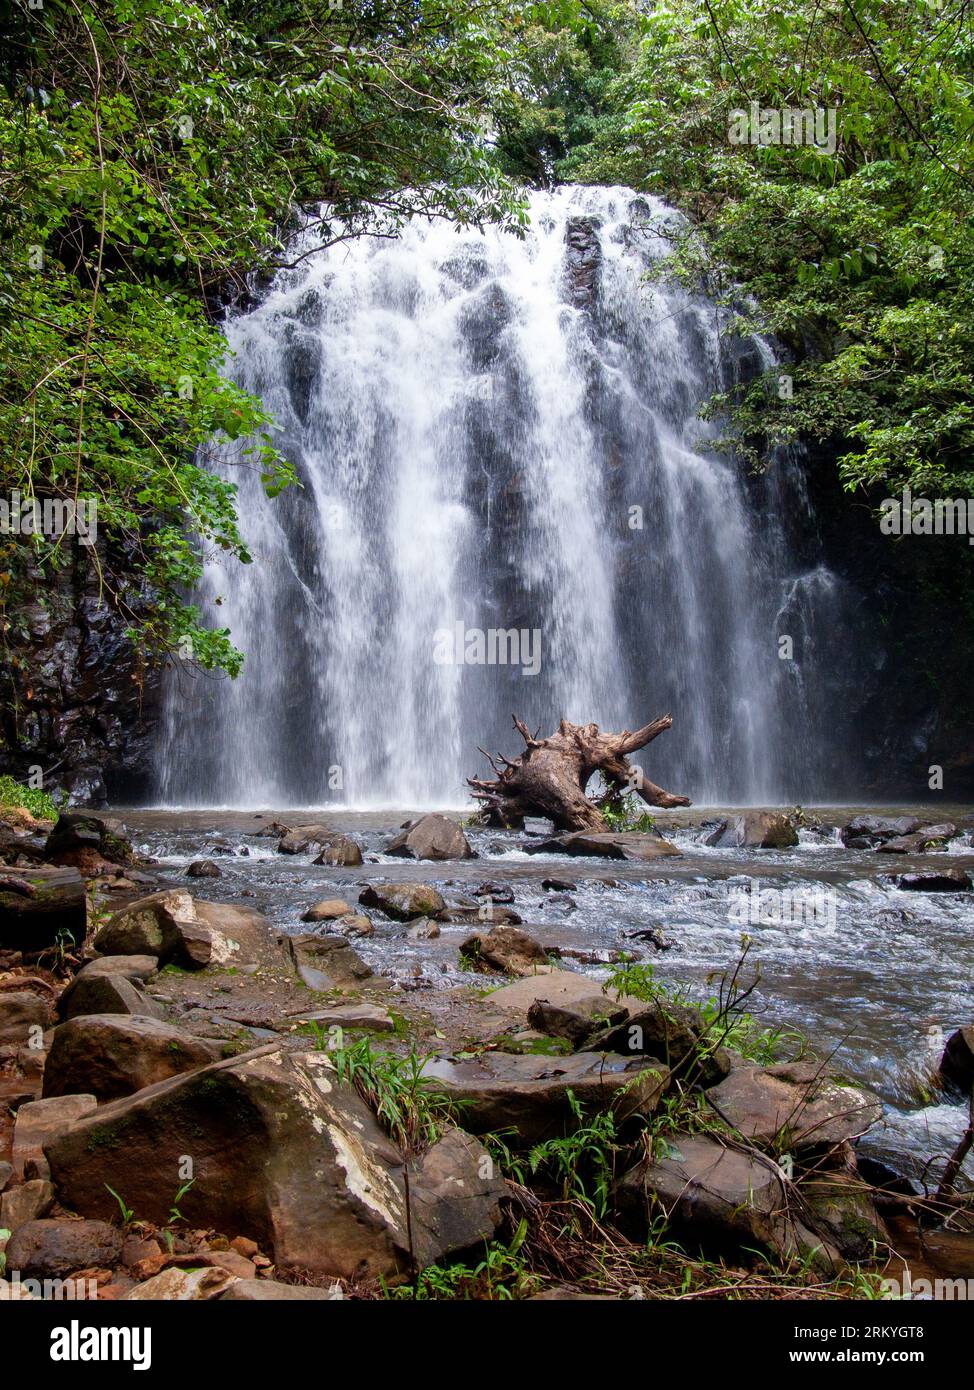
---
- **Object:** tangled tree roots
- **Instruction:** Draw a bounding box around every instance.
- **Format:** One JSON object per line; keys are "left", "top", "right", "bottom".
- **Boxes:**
{"left": 468, "top": 713, "right": 691, "bottom": 830}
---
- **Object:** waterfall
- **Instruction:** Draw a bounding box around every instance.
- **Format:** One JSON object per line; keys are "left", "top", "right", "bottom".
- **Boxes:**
{"left": 157, "top": 185, "right": 855, "bottom": 808}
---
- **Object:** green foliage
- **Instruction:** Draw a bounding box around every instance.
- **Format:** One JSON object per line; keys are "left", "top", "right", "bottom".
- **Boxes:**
{"left": 326, "top": 1034, "right": 461, "bottom": 1154}
{"left": 0, "top": 773, "right": 60, "bottom": 819}
{"left": 605, "top": 953, "right": 805, "bottom": 1065}
{"left": 0, "top": 0, "right": 528, "bottom": 681}
{"left": 571, "top": 0, "right": 974, "bottom": 504}
{"left": 599, "top": 792, "right": 657, "bottom": 833}
{"left": 387, "top": 1223, "right": 535, "bottom": 1300}
{"left": 525, "top": 1090, "right": 620, "bottom": 1218}
{"left": 104, "top": 1184, "right": 135, "bottom": 1225}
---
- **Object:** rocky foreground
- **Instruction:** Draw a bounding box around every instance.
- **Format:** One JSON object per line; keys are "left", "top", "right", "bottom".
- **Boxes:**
{"left": 1, "top": 808, "right": 973, "bottom": 1301}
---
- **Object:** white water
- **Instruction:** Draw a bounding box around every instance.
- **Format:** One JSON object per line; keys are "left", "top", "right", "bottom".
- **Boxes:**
{"left": 159, "top": 186, "right": 854, "bottom": 808}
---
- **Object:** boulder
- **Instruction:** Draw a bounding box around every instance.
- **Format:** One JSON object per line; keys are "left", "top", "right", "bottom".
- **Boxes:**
{"left": 616, "top": 1134, "right": 837, "bottom": 1270}
{"left": 0, "top": 1178, "right": 54, "bottom": 1232}
{"left": 407, "top": 917, "right": 441, "bottom": 940}
{"left": 281, "top": 934, "right": 373, "bottom": 990}
{"left": 896, "top": 869, "right": 971, "bottom": 892}
{"left": 459, "top": 926, "right": 549, "bottom": 977}
{"left": 93, "top": 892, "right": 271, "bottom": 971}
{"left": 313, "top": 836, "right": 364, "bottom": 867}
{"left": 300, "top": 898, "right": 351, "bottom": 923}
{"left": 43, "top": 1015, "right": 221, "bottom": 1101}
{"left": 798, "top": 1171, "right": 888, "bottom": 1261}
{"left": 336, "top": 914, "right": 374, "bottom": 938}
{"left": 876, "top": 823, "right": 957, "bottom": 853}
{"left": 4, "top": 1219, "right": 123, "bottom": 1279}
{"left": 421, "top": 1051, "right": 669, "bottom": 1147}
{"left": 939, "top": 1025, "right": 974, "bottom": 1095}
{"left": 93, "top": 889, "right": 200, "bottom": 962}
{"left": 0, "top": 865, "right": 87, "bottom": 953}
{"left": 407, "top": 1128, "right": 508, "bottom": 1267}
{"left": 584, "top": 998, "right": 732, "bottom": 1088}
{"left": 11, "top": 1094, "right": 97, "bottom": 1181}
{"left": 475, "top": 881, "right": 516, "bottom": 902}
{"left": 277, "top": 824, "right": 339, "bottom": 856}
{"left": 187, "top": 860, "right": 222, "bottom": 879}
{"left": 75, "top": 955, "right": 158, "bottom": 984}
{"left": 705, "top": 1062, "right": 882, "bottom": 1151}
{"left": 0, "top": 989, "right": 51, "bottom": 1044}
{"left": 45, "top": 812, "right": 134, "bottom": 866}
{"left": 840, "top": 815, "right": 919, "bottom": 849}
{"left": 709, "top": 812, "right": 798, "bottom": 849}
{"left": 527, "top": 994, "right": 628, "bottom": 1047}
{"left": 46, "top": 1045, "right": 505, "bottom": 1281}
{"left": 57, "top": 972, "right": 163, "bottom": 1022}
{"left": 384, "top": 814, "right": 475, "bottom": 862}
{"left": 526, "top": 831, "right": 682, "bottom": 861}
{"left": 359, "top": 883, "right": 446, "bottom": 921}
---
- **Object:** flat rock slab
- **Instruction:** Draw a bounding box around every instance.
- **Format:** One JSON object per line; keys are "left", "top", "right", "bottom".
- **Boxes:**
{"left": 705, "top": 1062, "right": 883, "bottom": 1151}
{"left": 526, "top": 832, "right": 682, "bottom": 861}
{"left": 480, "top": 970, "right": 644, "bottom": 1018}
{"left": 422, "top": 1050, "right": 668, "bottom": 1146}
{"left": 288, "top": 1003, "right": 394, "bottom": 1033}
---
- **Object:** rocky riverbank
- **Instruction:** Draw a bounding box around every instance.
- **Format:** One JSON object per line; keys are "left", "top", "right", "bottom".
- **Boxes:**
{"left": 1, "top": 808, "right": 972, "bottom": 1300}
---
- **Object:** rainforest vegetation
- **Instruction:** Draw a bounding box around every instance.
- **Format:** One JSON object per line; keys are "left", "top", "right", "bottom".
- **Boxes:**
{"left": 1, "top": 0, "right": 972, "bottom": 678}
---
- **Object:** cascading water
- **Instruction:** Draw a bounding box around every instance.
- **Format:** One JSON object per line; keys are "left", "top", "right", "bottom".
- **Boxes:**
{"left": 158, "top": 185, "right": 857, "bottom": 808}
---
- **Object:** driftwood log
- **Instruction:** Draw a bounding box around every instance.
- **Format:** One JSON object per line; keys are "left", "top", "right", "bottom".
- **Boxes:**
{"left": 468, "top": 714, "right": 691, "bottom": 831}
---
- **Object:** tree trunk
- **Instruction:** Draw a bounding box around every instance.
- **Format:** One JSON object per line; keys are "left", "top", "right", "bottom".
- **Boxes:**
{"left": 468, "top": 714, "right": 691, "bottom": 831}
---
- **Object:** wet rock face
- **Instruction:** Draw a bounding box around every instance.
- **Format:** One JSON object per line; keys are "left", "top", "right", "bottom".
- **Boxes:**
{"left": 0, "top": 554, "right": 161, "bottom": 805}
{"left": 564, "top": 216, "right": 603, "bottom": 310}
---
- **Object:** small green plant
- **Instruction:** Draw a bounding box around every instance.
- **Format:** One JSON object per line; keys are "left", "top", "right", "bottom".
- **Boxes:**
{"left": 169, "top": 1179, "right": 195, "bottom": 1225}
{"left": 0, "top": 774, "right": 61, "bottom": 821}
{"left": 387, "top": 1224, "right": 535, "bottom": 1300}
{"left": 526, "top": 1091, "right": 620, "bottom": 1219}
{"left": 326, "top": 1036, "right": 461, "bottom": 1154}
{"left": 599, "top": 791, "right": 657, "bottom": 834}
{"left": 0, "top": 1228, "right": 10, "bottom": 1277}
{"left": 104, "top": 1185, "right": 135, "bottom": 1225}
{"left": 37, "top": 925, "right": 77, "bottom": 977}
